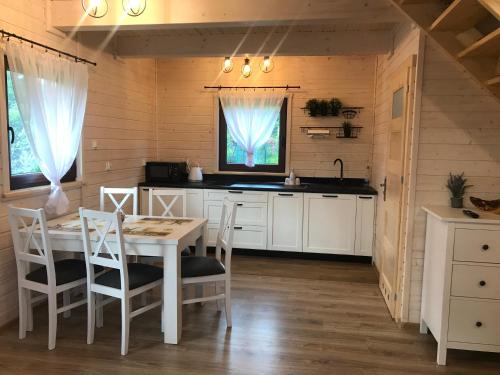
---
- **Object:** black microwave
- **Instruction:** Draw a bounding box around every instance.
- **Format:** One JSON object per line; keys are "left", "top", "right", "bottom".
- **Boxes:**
{"left": 145, "top": 162, "right": 188, "bottom": 183}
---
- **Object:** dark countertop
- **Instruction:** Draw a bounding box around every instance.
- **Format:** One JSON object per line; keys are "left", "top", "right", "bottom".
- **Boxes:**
{"left": 139, "top": 175, "right": 378, "bottom": 196}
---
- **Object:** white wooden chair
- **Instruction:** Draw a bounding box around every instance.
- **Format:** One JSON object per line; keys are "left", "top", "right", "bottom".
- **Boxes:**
{"left": 148, "top": 188, "right": 186, "bottom": 217}
{"left": 100, "top": 187, "right": 138, "bottom": 216}
{"left": 181, "top": 200, "right": 238, "bottom": 327}
{"left": 79, "top": 208, "right": 163, "bottom": 356}
{"left": 9, "top": 206, "right": 99, "bottom": 350}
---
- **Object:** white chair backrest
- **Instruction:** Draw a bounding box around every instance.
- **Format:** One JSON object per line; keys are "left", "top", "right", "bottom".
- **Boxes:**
{"left": 148, "top": 188, "right": 187, "bottom": 217}
{"left": 215, "top": 199, "right": 238, "bottom": 273}
{"left": 79, "top": 208, "right": 128, "bottom": 291}
{"left": 100, "top": 187, "right": 138, "bottom": 216}
{"left": 8, "top": 206, "right": 55, "bottom": 285}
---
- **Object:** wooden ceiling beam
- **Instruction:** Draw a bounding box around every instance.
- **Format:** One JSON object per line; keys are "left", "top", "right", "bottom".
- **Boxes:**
{"left": 111, "top": 30, "right": 394, "bottom": 57}
{"left": 50, "top": 0, "right": 401, "bottom": 31}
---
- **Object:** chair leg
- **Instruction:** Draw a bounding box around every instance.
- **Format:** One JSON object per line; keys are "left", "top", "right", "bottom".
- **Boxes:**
{"left": 63, "top": 290, "right": 71, "bottom": 318}
{"left": 224, "top": 279, "right": 232, "bottom": 328}
{"left": 215, "top": 282, "right": 223, "bottom": 312}
{"left": 87, "top": 291, "right": 96, "bottom": 345}
{"left": 18, "top": 287, "right": 27, "bottom": 340}
{"left": 26, "top": 290, "right": 33, "bottom": 332}
{"left": 96, "top": 294, "right": 103, "bottom": 328}
{"left": 161, "top": 284, "right": 164, "bottom": 333}
{"left": 140, "top": 291, "right": 148, "bottom": 307}
{"left": 48, "top": 293, "right": 58, "bottom": 350}
{"left": 121, "top": 298, "right": 130, "bottom": 356}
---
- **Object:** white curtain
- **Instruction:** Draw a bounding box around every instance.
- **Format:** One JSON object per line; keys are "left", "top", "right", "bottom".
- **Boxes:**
{"left": 219, "top": 93, "right": 285, "bottom": 167}
{"left": 5, "top": 43, "right": 88, "bottom": 215}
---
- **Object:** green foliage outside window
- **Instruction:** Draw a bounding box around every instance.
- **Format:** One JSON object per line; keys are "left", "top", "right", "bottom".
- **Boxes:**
{"left": 226, "top": 117, "right": 280, "bottom": 165}
{"left": 6, "top": 70, "right": 40, "bottom": 175}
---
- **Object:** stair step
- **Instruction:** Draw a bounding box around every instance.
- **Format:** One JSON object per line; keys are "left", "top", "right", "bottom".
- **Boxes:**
{"left": 430, "top": 0, "right": 490, "bottom": 32}
{"left": 457, "top": 27, "right": 500, "bottom": 58}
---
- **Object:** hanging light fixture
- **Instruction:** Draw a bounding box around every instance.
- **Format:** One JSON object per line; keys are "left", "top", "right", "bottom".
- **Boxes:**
{"left": 122, "top": 0, "right": 147, "bottom": 16}
{"left": 222, "top": 57, "right": 234, "bottom": 73}
{"left": 81, "top": 0, "right": 108, "bottom": 18}
{"left": 260, "top": 56, "right": 274, "bottom": 73}
{"left": 241, "top": 58, "right": 252, "bottom": 78}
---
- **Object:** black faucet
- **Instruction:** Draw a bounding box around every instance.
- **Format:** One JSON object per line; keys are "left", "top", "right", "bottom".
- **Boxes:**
{"left": 334, "top": 158, "right": 344, "bottom": 180}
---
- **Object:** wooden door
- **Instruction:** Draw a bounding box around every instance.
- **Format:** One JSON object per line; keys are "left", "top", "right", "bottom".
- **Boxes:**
{"left": 268, "top": 192, "right": 303, "bottom": 252}
{"left": 303, "top": 193, "right": 356, "bottom": 255}
{"left": 379, "top": 56, "right": 416, "bottom": 318}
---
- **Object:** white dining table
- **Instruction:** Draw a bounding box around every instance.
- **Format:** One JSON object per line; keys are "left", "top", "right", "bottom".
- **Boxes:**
{"left": 26, "top": 212, "right": 208, "bottom": 345}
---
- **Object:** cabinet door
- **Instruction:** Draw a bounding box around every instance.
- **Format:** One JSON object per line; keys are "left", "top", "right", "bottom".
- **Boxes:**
{"left": 207, "top": 224, "right": 267, "bottom": 249}
{"left": 139, "top": 187, "right": 204, "bottom": 217}
{"left": 303, "top": 193, "right": 356, "bottom": 254}
{"left": 354, "top": 195, "right": 375, "bottom": 256}
{"left": 268, "top": 192, "right": 303, "bottom": 252}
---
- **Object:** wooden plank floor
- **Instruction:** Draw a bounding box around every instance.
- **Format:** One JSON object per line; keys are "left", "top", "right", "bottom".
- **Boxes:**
{"left": 1, "top": 255, "right": 500, "bottom": 374}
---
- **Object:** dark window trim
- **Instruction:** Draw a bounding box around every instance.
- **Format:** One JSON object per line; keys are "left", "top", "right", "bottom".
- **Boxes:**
{"left": 218, "top": 98, "right": 288, "bottom": 173}
{"left": 4, "top": 56, "right": 77, "bottom": 191}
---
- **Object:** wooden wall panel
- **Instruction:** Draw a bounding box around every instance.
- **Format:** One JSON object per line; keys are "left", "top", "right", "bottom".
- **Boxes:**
{"left": 0, "top": 2, "right": 155, "bottom": 326}
{"left": 156, "top": 56, "right": 376, "bottom": 179}
{"left": 407, "top": 39, "right": 500, "bottom": 323}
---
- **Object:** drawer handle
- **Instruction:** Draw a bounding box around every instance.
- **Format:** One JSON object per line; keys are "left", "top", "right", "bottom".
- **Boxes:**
{"left": 479, "top": 280, "right": 486, "bottom": 287}
{"left": 228, "top": 190, "right": 243, "bottom": 194}
{"left": 234, "top": 226, "right": 243, "bottom": 230}
{"left": 476, "top": 321, "right": 483, "bottom": 328}
{"left": 278, "top": 193, "right": 293, "bottom": 197}
{"left": 482, "top": 244, "right": 489, "bottom": 251}
{"left": 358, "top": 196, "right": 373, "bottom": 200}
{"left": 236, "top": 203, "right": 243, "bottom": 206}
{"left": 322, "top": 194, "right": 339, "bottom": 198}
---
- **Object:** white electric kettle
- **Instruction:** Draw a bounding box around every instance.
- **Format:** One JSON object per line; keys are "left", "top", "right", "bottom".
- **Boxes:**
{"left": 187, "top": 161, "right": 203, "bottom": 182}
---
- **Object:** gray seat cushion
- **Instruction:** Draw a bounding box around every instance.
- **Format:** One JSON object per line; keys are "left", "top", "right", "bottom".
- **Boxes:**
{"left": 95, "top": 263, "right": 162, "bottom": 290}
{"left": 26, "top": 259, "right": 103, "bottom": 286}
{"left": 181, "top": 256, "right": 225, "bottom": 278}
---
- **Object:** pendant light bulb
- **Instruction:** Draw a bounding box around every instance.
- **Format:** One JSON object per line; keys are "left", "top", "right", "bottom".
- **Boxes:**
{"left": 222, "top": 57, "right": 233, "bottom": 73}
{"left": 242, "top": 58, "right": 252, "bottom": 78}
{"left": 82, "top": 0, "right": 108, "bottom": 18}
{"left": 260, "top": 56, "right": 274, "bottom": 73}
{"left": 122, "top": 0, "right": 146, "bottom": 16}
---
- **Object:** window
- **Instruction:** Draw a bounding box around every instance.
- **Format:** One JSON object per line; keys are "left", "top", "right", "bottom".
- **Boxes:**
{"left": 218, "top": 98, "right": 288, "bottom": 173}
{"left": 4, "top": 57, "right": 76, "bottom": 190}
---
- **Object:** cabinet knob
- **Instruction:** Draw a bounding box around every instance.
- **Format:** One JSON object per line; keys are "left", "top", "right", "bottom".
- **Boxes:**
{"left": 479, "top": 280, "right": 486, "bottom": 287}
{"left": 476, "top": 321, "right": 483, "bottom": 328}
{"left": 482, "top": 244, "right": 489, "bottom": 251}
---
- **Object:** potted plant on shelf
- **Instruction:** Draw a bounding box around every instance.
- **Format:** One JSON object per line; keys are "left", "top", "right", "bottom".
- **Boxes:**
{"left": 330, "top": 97, "right": 343, "bottom": 116}
{"left": 446, "top": 172, "right": 472, "bottom": 208}
{"left": 342, "top": 120, "right": 353, "bottom": 138}
{"left": 305, "top": 99, "right": 320, "bottom": 117}
{"left": 319, "top": 100, "right": 330, "bottom": 116}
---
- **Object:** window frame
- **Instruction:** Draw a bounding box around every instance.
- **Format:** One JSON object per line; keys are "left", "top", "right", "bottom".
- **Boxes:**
{"left": 3, "top": 56, "right": 77, "bottom": 191}
{"left": 217, "top": 97, "right": 289, "bottom": 174}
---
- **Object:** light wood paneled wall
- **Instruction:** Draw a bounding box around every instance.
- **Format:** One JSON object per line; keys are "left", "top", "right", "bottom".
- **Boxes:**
{"left": 156, "top": 56, "right": 376, "bottom": 178}
{"left": 407, "top": 39, "right": 500, "bottom": 323}
{"left": 0, "top": 1, "right": 155, "bottom": 326}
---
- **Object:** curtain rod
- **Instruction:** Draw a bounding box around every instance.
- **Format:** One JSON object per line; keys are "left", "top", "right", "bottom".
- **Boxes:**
{"left": 0, "top": 29, "right": 97, "bottom": 66}
{"left": 204, "top": 85, "right": 300, "bottom": 90}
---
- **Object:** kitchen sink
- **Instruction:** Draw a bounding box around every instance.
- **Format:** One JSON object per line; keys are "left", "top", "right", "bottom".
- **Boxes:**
{"left": 229, "top": 182, "right": 309, "bottom": 190}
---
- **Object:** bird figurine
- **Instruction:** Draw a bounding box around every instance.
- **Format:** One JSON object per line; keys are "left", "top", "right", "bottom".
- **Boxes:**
{"left": 470, "top": 196, "right": 500, "bottom": 215}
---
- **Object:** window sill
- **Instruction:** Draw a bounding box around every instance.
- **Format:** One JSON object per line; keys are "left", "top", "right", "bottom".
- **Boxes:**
{"left": 1, "top": 180, "right": 82, "bottom": 202}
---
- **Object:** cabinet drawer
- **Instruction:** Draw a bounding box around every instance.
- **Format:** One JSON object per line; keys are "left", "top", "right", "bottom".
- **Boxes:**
{"left": 207, "top": 224, "right": 267, "bottom": 249}
{"left": 204, "top": 189, "right": 268, "bottom": 203}
{"left": 454, "top": 229, "right": 500, "bottom": 263}
{"left": 448, "top": 299, "right": 500, "bottom": 345}
{"left": 204, "top": 201, "right": 267, "bottom": 226}
{"left": 452, "top": 264, "right": 500, "bottom": 299}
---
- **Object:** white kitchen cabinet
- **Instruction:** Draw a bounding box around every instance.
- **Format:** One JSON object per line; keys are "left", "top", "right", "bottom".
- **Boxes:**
{"left": 267, "top": 192, "right": 303, "bottom": 252}
{"left": 354, "top": 195, "right": 375, "bottom": 256}
{"left": 208, "top": 224, "right": 267, "bottom": 250}
{"left": 139, "top": 187, "right": 204, "bottom": 217}
{"left": 303, "top": 193, "right": 356, "bottom": 255}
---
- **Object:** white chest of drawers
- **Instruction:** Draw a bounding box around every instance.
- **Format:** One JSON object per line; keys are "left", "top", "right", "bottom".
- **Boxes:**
{"left": 420, "top": 205, "right": 500, "bottom": 365}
